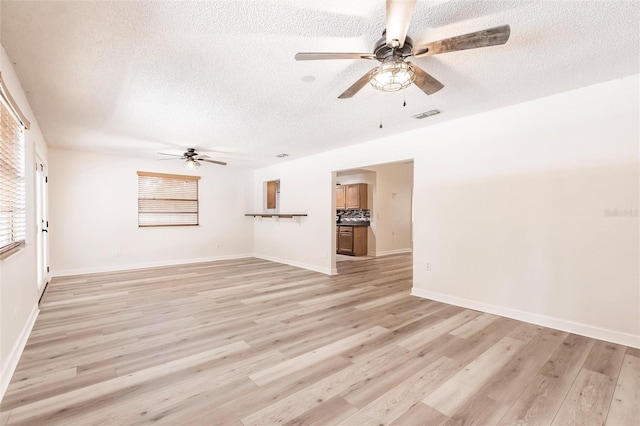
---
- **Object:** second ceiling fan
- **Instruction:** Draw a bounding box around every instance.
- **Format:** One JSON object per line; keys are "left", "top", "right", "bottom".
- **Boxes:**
{"left": 295, "top": 0, "right": 510, "bottom": 98}
{"left": 158, "top": 148, "right": 227, "bottom": 169}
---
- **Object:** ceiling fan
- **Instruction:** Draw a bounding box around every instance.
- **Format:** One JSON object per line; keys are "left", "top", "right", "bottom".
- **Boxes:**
{"left": 157, "top": 148, "right": 227, "bottom": 169}
{"left": 295, "top": 0, "right": 510, "bottom": 98}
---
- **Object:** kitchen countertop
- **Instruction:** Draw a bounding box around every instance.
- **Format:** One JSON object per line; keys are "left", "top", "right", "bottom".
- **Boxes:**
{"left": 336, "top": 221, "right": 370, "bottom": 227}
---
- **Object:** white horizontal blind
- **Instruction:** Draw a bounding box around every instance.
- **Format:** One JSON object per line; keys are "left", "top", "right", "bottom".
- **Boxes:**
{"left": 137, "top": 171, "right": 200, "bottom": 227}
{"left": 0, "top": 99, "right": 26, "bottom": 254}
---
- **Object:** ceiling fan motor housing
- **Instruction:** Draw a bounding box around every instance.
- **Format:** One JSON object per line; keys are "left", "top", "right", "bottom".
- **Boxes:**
{"left": 374, "top": 34, "right": 413, "bottom": 62}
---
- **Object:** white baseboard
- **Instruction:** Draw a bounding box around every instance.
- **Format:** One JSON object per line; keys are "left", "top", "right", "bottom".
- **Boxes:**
{"left": 411, "top": 287, "right": 640, "bottom": 349}
{"left": 1, "top": 304, "right": 39, "bottom": 402}
{"left": 254, "top": 254, "right": 333, "bottom": 276}
{"left": 375, "top": 248, "right": 413, "bottom": 257}
{"left": 51, "top": 253, "right": 255, "bottom": 277}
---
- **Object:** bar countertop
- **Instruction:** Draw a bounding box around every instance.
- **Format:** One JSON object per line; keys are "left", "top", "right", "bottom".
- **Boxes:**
{"left": 336, "top": 221, "right": 370, "bottom": 227}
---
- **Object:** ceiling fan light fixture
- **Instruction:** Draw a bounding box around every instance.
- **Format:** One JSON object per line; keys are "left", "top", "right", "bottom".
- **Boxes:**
{"left": 184, "top": 158, "right": 201, "bottom": 169}
{"left": 369, "top": 60, "right": 415, "bottom": 92}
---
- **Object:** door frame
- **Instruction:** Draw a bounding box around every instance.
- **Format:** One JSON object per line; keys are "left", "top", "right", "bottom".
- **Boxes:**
{"left": 35, "top": 155, "right": 49, "bottom": 298}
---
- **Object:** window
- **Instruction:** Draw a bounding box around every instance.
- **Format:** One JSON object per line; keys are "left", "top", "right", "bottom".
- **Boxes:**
{"left": 0, "top": 73, "right": 30, "bottom": 256}
{"left": 137, "top": 171, "right": 200, "bottom": 227}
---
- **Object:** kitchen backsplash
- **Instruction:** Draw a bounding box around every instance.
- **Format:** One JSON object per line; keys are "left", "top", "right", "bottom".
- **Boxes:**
{"left": 337, "top": 209, "right": 370, "bottom": 222}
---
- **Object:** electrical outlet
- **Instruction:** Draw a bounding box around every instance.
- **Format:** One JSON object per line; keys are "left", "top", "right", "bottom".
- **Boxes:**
{"left": 425, "top": 262, "right": 431, "bottom": 271}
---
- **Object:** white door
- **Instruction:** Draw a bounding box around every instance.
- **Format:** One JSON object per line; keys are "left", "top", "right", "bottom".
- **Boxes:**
{"left": 36, "top": 158, "right": 49, "bottom": 293}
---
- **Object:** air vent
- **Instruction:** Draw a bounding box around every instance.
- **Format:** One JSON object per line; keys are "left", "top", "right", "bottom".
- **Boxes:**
{"left": 413, "top": 109, "right": 440, "bottom": 119}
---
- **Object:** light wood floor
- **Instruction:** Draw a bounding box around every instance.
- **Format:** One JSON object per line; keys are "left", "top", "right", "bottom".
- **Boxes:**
{"left": 1, "top": 254, "right": 638, "bottom": 425}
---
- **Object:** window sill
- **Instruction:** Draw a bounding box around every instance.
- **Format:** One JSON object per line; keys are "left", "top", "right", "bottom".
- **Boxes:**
{"left": 0, "top": 242, "right": 26, "bottom": 262}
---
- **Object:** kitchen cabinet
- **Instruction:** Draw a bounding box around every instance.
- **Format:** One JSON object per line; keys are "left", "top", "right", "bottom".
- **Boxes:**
{"left": 338, "top": 226, "right": 353, "bottom": 255}
{"left": 336, "top": 185, "right": 346, "bottom": 210}
{"left": 337, "top": 225, "right": 368, "bottom": 256}
{"left": 336, "top": 183, "right": 368, "bottom": 210}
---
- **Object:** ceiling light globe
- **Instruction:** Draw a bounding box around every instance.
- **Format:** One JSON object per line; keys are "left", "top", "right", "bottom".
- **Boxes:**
{"left": 184, "top": 158, "right": 200, "bottom": 169}
{"left": 369, "top": 61, "right": 415, "bottom": 92}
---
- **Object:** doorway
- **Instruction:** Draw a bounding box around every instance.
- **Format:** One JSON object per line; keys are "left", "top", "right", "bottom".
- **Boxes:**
{"left": 332, "top": 160, "right": 414, "bottom": 272}
{"left": 35, "top": 156, "right": 49, "bottom": 295}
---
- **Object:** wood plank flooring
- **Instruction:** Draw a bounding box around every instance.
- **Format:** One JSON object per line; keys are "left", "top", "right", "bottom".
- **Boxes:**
{"left": 1, "top": 254, "right": 638, "bottom": 425}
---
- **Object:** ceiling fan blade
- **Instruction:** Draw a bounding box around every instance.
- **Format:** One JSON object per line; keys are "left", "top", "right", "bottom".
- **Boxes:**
{"left": 338, "top": 70, "right": 374, "bottom": 99}
{"left": 199, "top": 158, "right": 227, "bottom": 166}
{"left": 408, "top": 62, "right": 444, "bottom": 95}
{"left": 157, "top": 158, "right": 183, "bottom": 161}
{"left": 386, "top": 0, "right": 416, "bottom": 48}
{"left": 413, "top": 25, "right": 511, "bottom": 57}
{"left": 295, "top": 52, "right": 376, "bottom": 61}
{"left": 157, "top": 152, "right": 184, "bottom": 158}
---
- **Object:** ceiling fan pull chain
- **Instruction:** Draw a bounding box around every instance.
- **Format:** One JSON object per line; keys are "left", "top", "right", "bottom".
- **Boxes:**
{"left": 403, "top": 90, "right": 406, "bottom": 107}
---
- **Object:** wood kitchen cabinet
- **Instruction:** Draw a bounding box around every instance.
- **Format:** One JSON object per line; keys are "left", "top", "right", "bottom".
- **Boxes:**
{"left": 336, "top": 183, "right": 367, "bottom": 210}
{"left": 337, "top": 225, "right": 368, "bottom": 256}
{"left": 338, "top": 226, "right": 354, "bottom": 255}
{"left": 336, "top": 185, "right": 346, "bottom": 210}
{"left": 353, "top": 227, "right": 367, "bottom": 256}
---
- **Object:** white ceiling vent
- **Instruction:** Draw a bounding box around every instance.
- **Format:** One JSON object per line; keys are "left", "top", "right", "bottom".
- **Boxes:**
{"left": 413, "top": 110, "right": 440, "bottom": 119}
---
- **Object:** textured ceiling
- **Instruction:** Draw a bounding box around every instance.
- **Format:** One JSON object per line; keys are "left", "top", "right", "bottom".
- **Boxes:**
{"left": 1, "top": 1, "right": 638, "bottom": 167}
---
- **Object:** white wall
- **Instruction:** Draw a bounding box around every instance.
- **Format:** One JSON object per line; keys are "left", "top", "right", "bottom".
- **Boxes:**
{"left": 336, "top": 172, "right": 376, "bottom": 193}
{"left": 253, "top": 75, "right": 640, "bottom": 347}
{"left": 49, "top": 149, "right": 255, "bottom": 275}
{"left": 253, "top": 166, "right": 332, "bottom": 273}
{"left": 0, "top": 46, "right": 49, "bottom": 398}
{"left": 366, "top": 162, "right": 413, "bottom": 256}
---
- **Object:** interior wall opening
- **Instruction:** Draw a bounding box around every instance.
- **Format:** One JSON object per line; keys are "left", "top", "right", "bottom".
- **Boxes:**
{"left": 332, "top": 160, "right": 414, "bottom": 279}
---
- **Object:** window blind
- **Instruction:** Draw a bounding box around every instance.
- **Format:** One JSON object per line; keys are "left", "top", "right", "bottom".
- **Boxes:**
{"left": 0, "top": 97, "right": 26, "bottom": 255}
{"left": 137, "top": 171, "right": 200, "bottom": 227}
